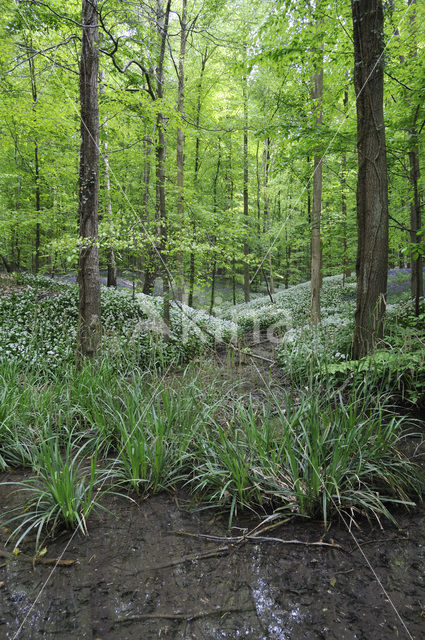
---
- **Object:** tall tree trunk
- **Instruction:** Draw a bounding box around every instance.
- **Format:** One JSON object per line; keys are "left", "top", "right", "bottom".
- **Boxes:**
{"left": 310, "top": 38, "right": 323, "bottom": 325}
{"left": 141, "top": 135, "right": 155, "bottom": 294}
{"left": 256, "top": 140, "right": 261, "bottom": 234}
{"left": 189, "top": 48, "right": 208, "bottom": 308}
{"left": 263, "top": 138, "right": 274, "bottom": 295}
{"left": 351, "top": 0, "right": 389, "bottom": 359}
{"left": 28, "top": 52, "right": 41, "bottom": 274}
{"left": 209, "top": 144, "right": 221, "bottom": 316}
{"left": 407, "top": 0, "right": 422, "bottom": 315}
{"left": 226, "top": 134, "right": 236, "bottom": 306}
{"left": 243, "top": 74, "right": 250, "bottom": 302}
{"left": 77, "top": 0, "right": 101, "bottom": 363}
{"left": 100, "top": 70, "right": 117, "bottom": 288}
{"left": 341, "top": 87, "right": 351, "bottom": 283}
{"left": 155, "top": 0, "right": 172, "bottom": 329}
{"left": 176, "top": 0, "right": 187, "bottom": 302}
{"left": 306, "top": 156, "right": 312, "bottom": 279}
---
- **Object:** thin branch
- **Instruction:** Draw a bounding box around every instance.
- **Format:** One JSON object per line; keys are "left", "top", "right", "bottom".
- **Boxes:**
{"left": 115, "top": 606, "right": 255, "bottom": 623}
{"left": 28, "top": 0, "right": 98, "bottom": 28}
{"left": 8, "top": 36, "right": 79, "bottom": 73}
{"left": 174, "top": 530, "right": 345, "bottom": 551}
{"left": 384, "top": 71, "right": 413, "bottom": 92}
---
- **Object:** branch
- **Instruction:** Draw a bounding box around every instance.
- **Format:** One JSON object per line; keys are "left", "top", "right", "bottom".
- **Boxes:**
{"left": 115, "top": 606, "right": 255, "bottom": 624}
{"left": 384, "top": 71, "right": 413, "bottom": 92}
{"left": 97, "top": 9, "right": 156, "bottom": 99}
{"left": 9, "top": 36, "right": 79, "bottom": 73}
{"left": 28, "top": 0, "right": 98, "bottom": 28}
{"left": 389, "top": 214, "right": 411, "bottom": 233}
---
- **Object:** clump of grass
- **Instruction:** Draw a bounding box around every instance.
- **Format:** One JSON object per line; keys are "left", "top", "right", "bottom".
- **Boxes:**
{"left": 188, "top": 389, "right": 424, "bottom": 528}
{"left": 2, "top": 431, "right": 108, "bottom": 550}
{"left": 112, "top": 370, "right": 221, "bottom": 494}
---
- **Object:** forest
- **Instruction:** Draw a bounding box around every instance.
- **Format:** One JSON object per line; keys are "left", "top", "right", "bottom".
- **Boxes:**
{"left": 0, "top": 0, "right": 425, "bottom": 639}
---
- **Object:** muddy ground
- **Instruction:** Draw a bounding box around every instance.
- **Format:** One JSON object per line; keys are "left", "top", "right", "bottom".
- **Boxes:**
{"left": 1, "top": 339, "right": 425, "bottom": 639}
{"left": 1, "top": 485, "right": 425, "bottom": 640}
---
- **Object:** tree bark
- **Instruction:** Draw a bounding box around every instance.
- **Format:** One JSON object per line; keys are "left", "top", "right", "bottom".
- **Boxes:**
{"left": 76, "top": 0, "right": 101, "bottom": 363}
{"left": 351, "top": 0, "right": 389, "bottom": 359}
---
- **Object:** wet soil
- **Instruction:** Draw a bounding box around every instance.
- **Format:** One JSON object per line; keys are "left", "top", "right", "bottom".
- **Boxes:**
{"left": 1, "top": 336, "right": 425, "bottom": 639}
{"left": 1, "top": 484, "right": 425, "bottom": 640}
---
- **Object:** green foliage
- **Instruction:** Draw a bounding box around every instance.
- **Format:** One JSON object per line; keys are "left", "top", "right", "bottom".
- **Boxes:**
{"left": 2, "top": 432, "right": 107, "bottom": 550}
{"left": 188, "top": 390, "right": 423, "bottom": 528}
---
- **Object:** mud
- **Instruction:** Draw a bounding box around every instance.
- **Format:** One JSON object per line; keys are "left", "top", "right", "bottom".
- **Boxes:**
{"left": 1, "top": 480, "right": 425, "bottom": 640}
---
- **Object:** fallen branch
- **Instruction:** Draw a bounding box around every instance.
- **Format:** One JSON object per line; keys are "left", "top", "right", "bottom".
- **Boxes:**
{"left": 0, "top": 549, "right": 75, "bottom": 567}
{"left": 174, "top": 530, "right": 344, "bottom": 551}
{"left": 145, "top": 545, "right": 230, "bottom": 570}
{"left": 115, "top": 605, "right": 254, "bottom": 623}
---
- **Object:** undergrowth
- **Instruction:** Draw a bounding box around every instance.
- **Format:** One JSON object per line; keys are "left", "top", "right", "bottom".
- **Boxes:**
{"left": 0, "top": 273, "right": 424, "bottom": 549}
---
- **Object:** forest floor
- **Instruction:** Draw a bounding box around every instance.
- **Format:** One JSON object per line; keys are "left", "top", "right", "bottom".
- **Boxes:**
{"left": 1, "top": 334, "right": 425, "bottom": 640}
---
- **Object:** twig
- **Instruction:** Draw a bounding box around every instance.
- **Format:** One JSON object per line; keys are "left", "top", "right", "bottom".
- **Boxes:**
{"left": 353, "top": 535, "right": 408, "bottom": 551}
{"left": 115, "top": 605, "right": 254, "bottom": 623}
{"left": 174, "top": 530, "right": 344, "bottom": 551}
{"left": 0, "top": 549, "right": 75, "bottom": 567}
{"left": 145, "top": 545, "right": 230, "bottom": 570}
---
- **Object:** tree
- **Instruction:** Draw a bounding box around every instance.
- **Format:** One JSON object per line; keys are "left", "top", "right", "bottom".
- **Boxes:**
{"left": 76, "top": 0, "right": 101, "bottom": 362}
{"left": 310, "top": 28, "right": 323, "bottom": 325}
{"left": 351, "top": 0, "right": 389, "bottom": 359}
{"left": 406, "top": 0, "right": 423, "bottom": 316}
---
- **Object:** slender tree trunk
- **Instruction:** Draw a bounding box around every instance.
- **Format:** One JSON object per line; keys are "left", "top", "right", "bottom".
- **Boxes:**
{"left": 77, "top": 0, "right": 101, "bottom": 363}
{"left": 209, "top": 144, "right": 221, "bottom": 316}
{"left": 351, "top": 0, "right": 389, "bottom": 358}
{"left": 263, "top": 138, "right": 274, "bottom": 295}
{"left": 407, "top": 0, "right": 423, "bottom": 315}
{"left": 28, "top": 52, "right": 41, "bottom": 274}
{"left": 141, "top": 135, "right": 155, "bottom": 294}
{"left": 243, "top": 74, "right": 250, "bottom": 302}
{"left": 306, "top": 156, "right": 312, "bottom": 279}
{"left": 155, "top": 0, "right": 172, "bottom": 328}
{"left": 176, "top": 0, "right": 187, "bottom": 302}
{"left": 310, "top": 51, "right": 323, "bottom": 324}
{"left": 341, "top": 87, "right": 351, "bottom": 284}
{"left": 100, "top": 71, "right": 117, "bottom": 288}
{"left": 256, "top": 140, "right": 261, "bottom": 234}
{"left": 189, "top": 48, "right": 208, "bottom": 308}
{"left": 409, "top": 140, "right": 422, "bottom": 315}
{"left": 225, "top": 134, "right": 236, "bottom": 306}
